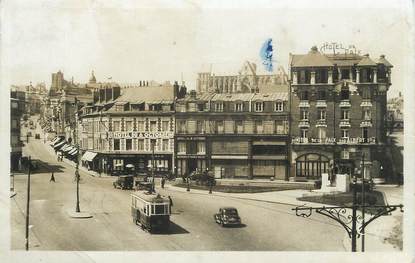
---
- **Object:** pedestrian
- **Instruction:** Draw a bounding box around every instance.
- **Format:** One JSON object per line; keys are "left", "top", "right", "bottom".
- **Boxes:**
{"left": 168, "top": 195, "right": 173, "bottom": 207}
{"left": 161, "top": 177, "right": 165, "bottom": 189}
{"left": 50, "top": 172, "right": 55, "bottom": 182}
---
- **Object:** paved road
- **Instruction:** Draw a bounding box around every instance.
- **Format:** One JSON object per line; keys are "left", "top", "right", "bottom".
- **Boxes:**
{"left": 11, "top": 124, "right": 346, "bottom": 251}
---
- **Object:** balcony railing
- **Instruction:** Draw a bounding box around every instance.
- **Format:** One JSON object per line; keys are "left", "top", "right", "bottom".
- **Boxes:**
{"left": 339, "top": 100, "right": 351, "bottom": 108}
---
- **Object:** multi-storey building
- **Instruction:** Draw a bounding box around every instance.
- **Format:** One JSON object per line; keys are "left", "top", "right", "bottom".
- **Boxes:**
{"left": 175, "top": 90, "right": 289, "bottom": 179}
{"left": 197, "top": 61, "right": 289, "bottom": 94}
{"left": 387, "top": 92, "right": 403, "bottom": 131}
{"left": 289, "top": 46, "right": 392, "bottom": 182}
{"left": 78, "top": 81, "right": 185, "bottom": 175}
{"left": 10, "top": 89, "right": 26, "bottom": 171}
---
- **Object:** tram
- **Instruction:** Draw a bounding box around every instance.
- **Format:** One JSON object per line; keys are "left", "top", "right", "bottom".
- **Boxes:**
{"left": 131, "top": 191, "right": 171, "bottom": 232}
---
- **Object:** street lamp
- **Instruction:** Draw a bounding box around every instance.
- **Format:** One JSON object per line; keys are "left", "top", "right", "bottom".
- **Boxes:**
{"left": 150, "top": 139, "right": 156, "bottom": 194}
{"left": 25, "top": 156, "right": 32, "bottom": 251}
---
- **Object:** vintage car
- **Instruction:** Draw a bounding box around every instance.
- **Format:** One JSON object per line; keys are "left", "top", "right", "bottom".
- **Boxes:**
{"left": 113, "top": 175, "right": 134, "bottom": 190}
{"left": 214, "top": 207, "right": 241, "bottom": 227}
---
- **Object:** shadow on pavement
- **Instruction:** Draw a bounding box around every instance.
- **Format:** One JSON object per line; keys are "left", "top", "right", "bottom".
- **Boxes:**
{"left": 222, "top": 223, "right": 247, "bottom": 229}
{"left": 21, "top": 158, "right": 66, "bottom": 174}
{"left": 152, "top": 221, "right": 190, "bottom": 235}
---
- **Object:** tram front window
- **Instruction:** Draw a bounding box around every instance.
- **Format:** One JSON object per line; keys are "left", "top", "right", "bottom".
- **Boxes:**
{"left": 154, "top": 204, "right": 167, "bottom": 215}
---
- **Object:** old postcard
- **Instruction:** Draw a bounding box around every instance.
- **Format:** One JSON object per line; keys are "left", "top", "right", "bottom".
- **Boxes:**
{"left": 1, "top": 0, "right": 413, "bottom": 262}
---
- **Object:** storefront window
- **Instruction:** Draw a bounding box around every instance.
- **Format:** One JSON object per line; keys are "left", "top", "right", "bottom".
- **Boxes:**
{"left": 178, "top": 142, "right": 186, "bottom": 154}
{"left": 296, "top": 153, "right": 329, "bottom": 178}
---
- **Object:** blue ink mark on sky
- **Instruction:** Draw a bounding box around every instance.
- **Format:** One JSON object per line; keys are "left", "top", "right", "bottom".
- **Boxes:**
{"left": 260, "top": 38, "right": 274, "bottom": 72}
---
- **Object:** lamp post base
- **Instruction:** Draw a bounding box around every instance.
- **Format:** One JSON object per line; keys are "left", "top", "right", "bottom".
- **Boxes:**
{"left": 67, "top": 210, "right": 93, "bottom": 219}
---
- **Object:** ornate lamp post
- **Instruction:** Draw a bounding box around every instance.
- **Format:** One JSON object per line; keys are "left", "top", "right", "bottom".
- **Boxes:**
{"left": 25, "top": 156, "right": 31, "bottom": 250}
{"left": 292, "top": 175, "right": 403, "bottom": 252}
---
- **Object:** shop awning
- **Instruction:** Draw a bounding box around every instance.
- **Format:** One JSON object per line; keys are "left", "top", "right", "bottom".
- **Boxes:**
{"left": 68, "top": 148, "right": 78, "bottom": 155}
{"left": 53, "top": 141, "right": 66, "bottom": 149}
{"left": 60, "top": 144, "right": 71, "bottom": 152}
{"left": 81, "top": 151, "right": 97, "bottom": 162}
{"left": 50, "top": 137, "right": 63, "bottom": 146}
{"left": 63, "top": 145, "right": 76, "bottom": 152}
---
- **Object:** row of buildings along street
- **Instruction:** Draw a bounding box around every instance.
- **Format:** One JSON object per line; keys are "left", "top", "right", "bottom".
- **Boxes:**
{"left": 11, "top": 46, "right": 403, "bottom": 184}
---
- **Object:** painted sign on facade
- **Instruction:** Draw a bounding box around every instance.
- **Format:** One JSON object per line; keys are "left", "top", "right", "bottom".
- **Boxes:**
{"left": 108, "top": 131, "right": 174, "bottom": 139}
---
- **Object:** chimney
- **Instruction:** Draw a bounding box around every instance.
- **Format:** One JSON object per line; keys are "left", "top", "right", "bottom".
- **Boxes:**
{"left": 112, "top": 85, "right": 121, "bottom": 100}
{"left": 99, "top": 87, "right": 105, "bottom": 103}
{"left": 105, "top": 86, "right": 112, "bottom": 101}
{"left": 173, "top": 81, "right": 180, "bottom": 98}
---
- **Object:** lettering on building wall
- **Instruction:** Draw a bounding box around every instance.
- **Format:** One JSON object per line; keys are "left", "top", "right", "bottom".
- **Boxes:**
{"left": 108, "top": 131, "right": 174, "bottom": 139}
{"left": 291, "top": 137, "right": 376, "bottom": 144}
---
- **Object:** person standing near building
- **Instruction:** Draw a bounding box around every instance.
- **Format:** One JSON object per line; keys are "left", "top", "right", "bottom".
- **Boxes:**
{"left": 50, "top": 172, "right": 55, "bottom": 182}
{"left": 168, "top": 196, "right": 173, "bottom": 207}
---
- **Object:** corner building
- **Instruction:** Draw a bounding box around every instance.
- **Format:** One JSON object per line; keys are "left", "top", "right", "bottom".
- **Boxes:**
{"left": 289, "top": 46, "right": 392, "bottom": 182}
{"left": 78, "top": 82, "right": 183, "bottom": 175}
{"left": 175, "top": 91, "right": 289, "bottom": 179}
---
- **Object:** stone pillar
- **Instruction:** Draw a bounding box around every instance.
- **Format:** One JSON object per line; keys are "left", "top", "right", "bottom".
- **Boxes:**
{"left": 338, "top": 68, "right": 342, "bottom": 80}
{"left": 293, "top": 71, "right": 298, "bottom": 84}
{"left": 349, "top": 68, "right": 353, "bottom": 80}
{"left": 328, "top": 70, "right": 333, "bottom": 84}
{"left": 356, "top": 69, "right": 360, "bottom": 83}
{"left": 373, "top": 69, "right": 377, "bottom": 83}
{"left": 388, "top": 69, "right": 392, "bottom": 83}
{"left": 310, "top": 71, "right": 316, "bottom": 84}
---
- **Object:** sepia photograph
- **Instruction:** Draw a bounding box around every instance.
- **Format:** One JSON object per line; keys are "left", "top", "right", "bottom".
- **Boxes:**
{"left": 1, "top": 0, "right": 414, "bottom": 262}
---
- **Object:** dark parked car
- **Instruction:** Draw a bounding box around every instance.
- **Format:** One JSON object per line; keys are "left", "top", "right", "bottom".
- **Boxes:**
{"left": 113, "top": 175, "right": 134, "bottom": 190}
{"left": 214, "top": 207, "right": 241, "bottom": 227}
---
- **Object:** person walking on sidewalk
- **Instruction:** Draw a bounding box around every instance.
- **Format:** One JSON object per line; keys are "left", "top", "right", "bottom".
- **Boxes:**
{"left": 168, "top": 196, "right": 173, "bottom": 208}
{"left": 161, "top": 177, "right": 166, "bottom": 189}
{"left": 50, "top": 172, "right": 56, "bottom": 182}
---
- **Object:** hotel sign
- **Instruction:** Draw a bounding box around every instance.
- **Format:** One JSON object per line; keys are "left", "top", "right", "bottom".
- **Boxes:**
{"left": 319, "top": 42, "right": 362, "bottom": 55}
{"left": 108, "top": 131, "right": 173, "bottom": 139}
{"left": 292, "top": 137, "right": 376, "bottom": 145}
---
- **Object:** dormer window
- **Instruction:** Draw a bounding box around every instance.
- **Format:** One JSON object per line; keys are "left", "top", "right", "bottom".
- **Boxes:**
{"left": 274, "top": 101, "right": 284, "bottom": 112}
{"left": 235, "top": 102, "right": 244, "bottom": 112}
{"left": 254, "top": 102, "right": 263, "bottom": 112}
{"left": 214, "top": 102, "right": 223, "bottom": 112}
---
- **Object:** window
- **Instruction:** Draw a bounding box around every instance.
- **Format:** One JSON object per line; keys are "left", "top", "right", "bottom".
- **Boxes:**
{"left": 362, "top": 127, "right": 369, "bottom": 142}
{"left": 341, "top": 109, "right": 350, "bottom": 120}
{"left": 125, "top": 121, "right": 132, "bottom": 131}
{"left": 254, "top": 102, "right": 263, "bottom": 112}
{"left": 275, "top": 120, "right": 284, "bottom": 134}
{"left": 215, "top": 102, "right": 223, "bottom": 112}
{"left": 300, "top": 109, "right": 309, "bottom": 120}
{"left": 362, "top": 87, "right": 371, "bottom": 99}
{"left": 162, "top": 121, "right": 169, "bottom": 131}
{"left": 126, "top": 139, "right": 132, "bottom": 150}
{"left": 301, "top": 129, "right": 308, "bottom": 139}
{"left": 235, "top": 102, "right": 244, "bottom": 112}
{"left": 197, "top": 142, "right": 205, "bottom": 154}
{"left": 177, "top": 120, "right": 186, "bottom": 133}
{"left": 274, "top": 101, "right": 283, "bottom": 112}
{"left": 11, "top": 119, "right": 18, "bottom": 129}
{"left": 196, "top": 120, "right": 204, "bottom": 133}
{"left": 315, "top": 69, "right": 328, "bottom": 83}
{"left": 341, "top": 89, "right": 350, "bottom": 100}
{"left": 114, "top": 139, "right": 120, "bottom": 150}
{"left": 299, "top": 70, "right": 310, "bottom": 84}
{"left": 255, "top": 120, "right": 263, "bottom": 134}
{"left": 318, "top": 109, "right": 326, "bottom": 120}
{"left": 341, "top": 129, "right": 349, "bottom": 139}
{"left": 178, "top": 142, "right": 186, "bottom": 154}
{"left": 216, "top": 120, "right": 224, "bottom": 133}
{"left": 317, "top": 90, "right": 327, "bottom": 100}
{"left": 300, "top": 91, "right": 309, "bottom": 100}
{"left": 137, "top": 121, "right": 145, "bottom": 131}
{"left": 138, "top": 139, "right": 144, "bottom": 151}
{"left": 197, "top": 103, "right": 205, "bottom": 111}
{"left": 11, "top": 102, "right": 18, "bottom": 109}
{"left": 150, "top": 121, "right": 157, "bottom": 132}
{"left": 318, "top": 127, "right": 326, "bottom": 140}
{"left": 162, "top": 139, "right": 169, "bottom": 151}
{"left": 113, "top": 121, "right": 120, "bottom": 132}
{"left": 363, "top": 109, "right": 371, "bottom": 120}
{"left": 236, "top": 120, "right": 243, "bottom": 133}
{"left": 341, "top": 69, "right": 350, "bottom": 80}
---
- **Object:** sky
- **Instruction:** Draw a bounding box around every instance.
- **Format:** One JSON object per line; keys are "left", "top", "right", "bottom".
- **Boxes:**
{"left": 1, "top": 0, "right": 413, "bottom": 98}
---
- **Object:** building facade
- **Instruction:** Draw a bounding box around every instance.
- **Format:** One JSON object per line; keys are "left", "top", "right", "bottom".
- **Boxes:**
{"left": 387, "top": 92, "right": 403, "bottom": 131}
{"left": 289, "top": 46, "right": 392, "bottom": 182}
{"left": 10, "top": 89, "right": 26, "bottom": 171}
{"left": 175, "top": 91, "right": 289, "bottom": 179}
{"left": 197, "top": 61, "right": 289, "bottom": 94}
{"left": 78, "top": 82, "right": 185, "bottom": 175}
